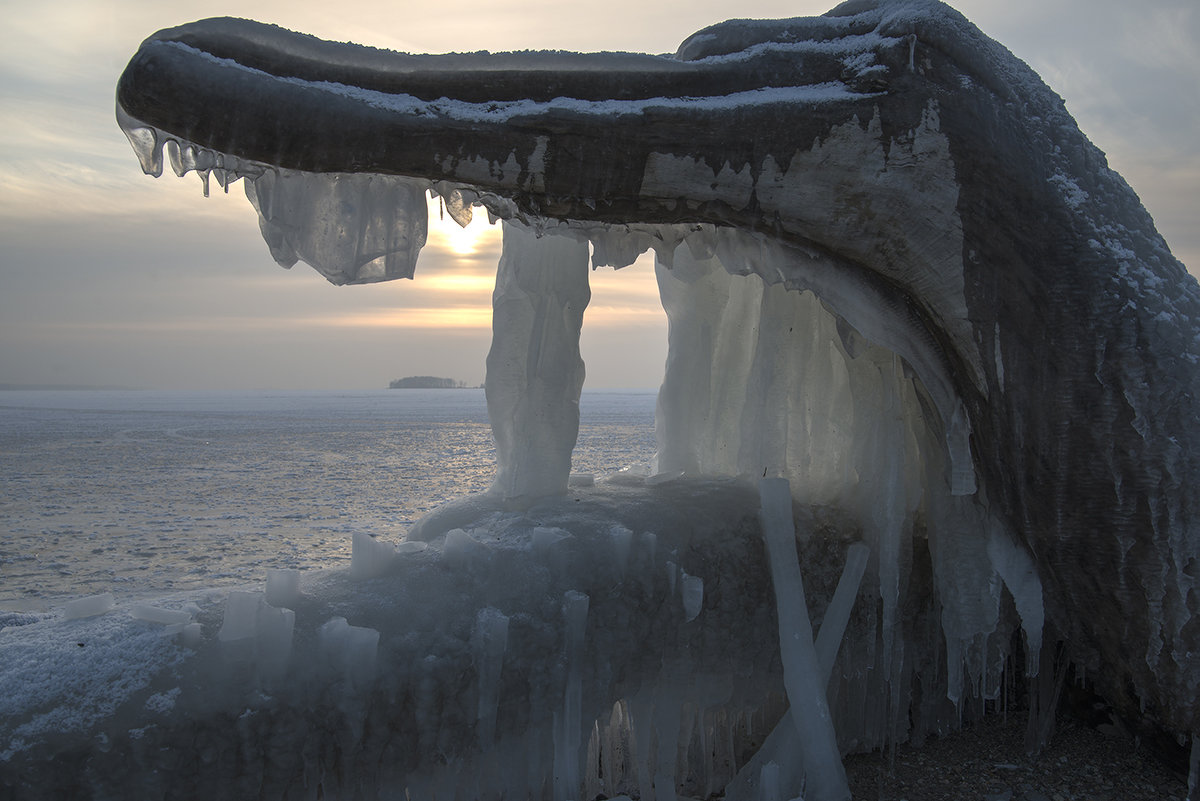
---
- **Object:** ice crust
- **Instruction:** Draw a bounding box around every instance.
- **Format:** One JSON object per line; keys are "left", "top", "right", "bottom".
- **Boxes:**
{"left": 2, "top": 473, "right": 1041, "bottom": 800}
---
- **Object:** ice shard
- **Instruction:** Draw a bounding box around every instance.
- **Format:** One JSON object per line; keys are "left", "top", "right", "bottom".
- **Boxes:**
{"left": 758, "top": 478, "right": 850, "bottom": 801}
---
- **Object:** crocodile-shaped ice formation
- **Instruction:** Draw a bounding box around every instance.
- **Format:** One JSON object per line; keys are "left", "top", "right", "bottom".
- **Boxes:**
{"left": 5, "top": 0, "right": 1197, "bottom": 798}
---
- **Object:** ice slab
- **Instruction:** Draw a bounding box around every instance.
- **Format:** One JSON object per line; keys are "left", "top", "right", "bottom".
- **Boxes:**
{"left": 265, "top": 568, "right": 301, "bottom": 608}
{"left": 62, "top": 593, "right": 114, "bottom": 621}
{"left": 352, "top": 531, "right": 397, "bottom": 580}
{"left": 130, "top": 605, "right": 192, "bottom": 625}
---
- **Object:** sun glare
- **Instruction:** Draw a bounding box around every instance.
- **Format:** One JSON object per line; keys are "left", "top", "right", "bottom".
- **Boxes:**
{"left": 426, "top": 193, "right": 499, "bottom": 258}
{"left": 319, "top": 307, "right": 495, "bottom": 329}
{"left": 421, "top": 274, "right": 497, "bottom": 294}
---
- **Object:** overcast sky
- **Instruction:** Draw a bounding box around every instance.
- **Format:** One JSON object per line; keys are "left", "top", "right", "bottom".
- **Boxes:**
{"left": 0, "top": 0, "right": 1196, "bottom": 391}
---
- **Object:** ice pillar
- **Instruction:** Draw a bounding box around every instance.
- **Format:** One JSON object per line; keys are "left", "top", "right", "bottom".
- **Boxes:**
{"left": 486, "top": 223, "right": 590, "bottom": 500}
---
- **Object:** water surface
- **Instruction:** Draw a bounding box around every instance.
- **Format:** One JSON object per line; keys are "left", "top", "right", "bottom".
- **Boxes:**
{"left": 0, "top": 389, "right": 656, "bottom": 605}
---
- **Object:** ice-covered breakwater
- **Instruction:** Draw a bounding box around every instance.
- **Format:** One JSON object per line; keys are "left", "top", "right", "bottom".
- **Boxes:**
{"left": 8, "top": 0, "right": 1200, "bottom": 797}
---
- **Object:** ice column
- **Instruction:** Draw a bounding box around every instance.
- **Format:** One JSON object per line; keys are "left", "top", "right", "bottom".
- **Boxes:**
{"left": 758, "top": 478, "right": 850, "bottom": 801}
{"left": 486, "top": 223, "right": 590, "bottom": 500}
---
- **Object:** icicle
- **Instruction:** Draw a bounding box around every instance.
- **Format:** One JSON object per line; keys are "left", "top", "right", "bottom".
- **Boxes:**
{"left": 474, "top": 607, "right": 510, "bottom": 749}
{"left": 986, "top": 522, "right": 1044, "bottom": 675}
{"left": 116, "top": 105, "right": 164, "bottom": 177}
{"left": 816, "top": 543, "right": 870, "bottom": 672}
{"left": 442, "top": 187, "right": 476, "bottom": 227}
{"left": 1188, "top": 733, "right": 1198, "bottom": 801}
{"left": 609, "top": 524, "right": 633, "bottom": 575}
{"left": 758, "top": 762, "right": 783, "bottom": 801}
{"left": 629, "top": 691, "right": 656, "bottom": 799}
{"left": 947, "top": 401, "right": 976, "bottom": 495}
{"left": 652, "top": 682, "right": 684, "bottom": 801}
{"left": 681, "top": 572, "right": 704, "bottom": 622}
{"left": 555, "top": 591, "right": 589, "bottom": 801}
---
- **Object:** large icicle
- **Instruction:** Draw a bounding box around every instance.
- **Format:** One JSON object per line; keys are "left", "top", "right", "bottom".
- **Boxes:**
{"left": 244, "top": 170, "right": 429, "bottom": 285}
{"left": 986, "top": 523, "right": 1045, "bottom": 675}
{"left": 486, "top": 223, "right": 590, "bottom": 500}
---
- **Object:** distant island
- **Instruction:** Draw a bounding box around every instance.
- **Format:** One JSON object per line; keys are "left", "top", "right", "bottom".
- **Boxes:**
{"left": 0, "top": 382, "right": 138, "bottom": 391}
{"left": 388, "top": 376, "right": 470, "bottom": 389}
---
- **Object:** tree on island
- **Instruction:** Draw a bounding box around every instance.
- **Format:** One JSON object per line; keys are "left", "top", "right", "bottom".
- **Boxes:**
{"left": 388, "top": 375, "right": 467, "bottom": 389}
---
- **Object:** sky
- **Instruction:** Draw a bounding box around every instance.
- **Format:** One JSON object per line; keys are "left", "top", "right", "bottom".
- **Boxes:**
{"left": 0, "top": 0, "right": 1196, "bottom": 391}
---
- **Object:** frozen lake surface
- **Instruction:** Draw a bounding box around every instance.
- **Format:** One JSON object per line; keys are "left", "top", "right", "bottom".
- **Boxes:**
{"left": 0, "top": 389, "right": 656, "bottom": 607}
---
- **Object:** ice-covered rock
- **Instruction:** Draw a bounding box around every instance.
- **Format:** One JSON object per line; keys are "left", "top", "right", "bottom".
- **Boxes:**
{"left": 92, "top": 0, "right": 1200, "bottom": 792}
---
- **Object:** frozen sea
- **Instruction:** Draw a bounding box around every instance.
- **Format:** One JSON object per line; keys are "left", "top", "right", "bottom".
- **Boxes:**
{"left": 0, "top": 388, "right": 656, "bottom": 609}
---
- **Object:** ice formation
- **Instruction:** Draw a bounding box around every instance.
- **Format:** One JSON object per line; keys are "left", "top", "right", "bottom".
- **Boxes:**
{"left": 4, "top": 0, "right": 1200, "bottom": 798}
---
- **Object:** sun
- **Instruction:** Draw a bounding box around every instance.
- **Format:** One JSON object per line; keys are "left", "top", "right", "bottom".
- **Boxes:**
{"left": 426, "top": 192, "right": 499, "bottom": 258}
